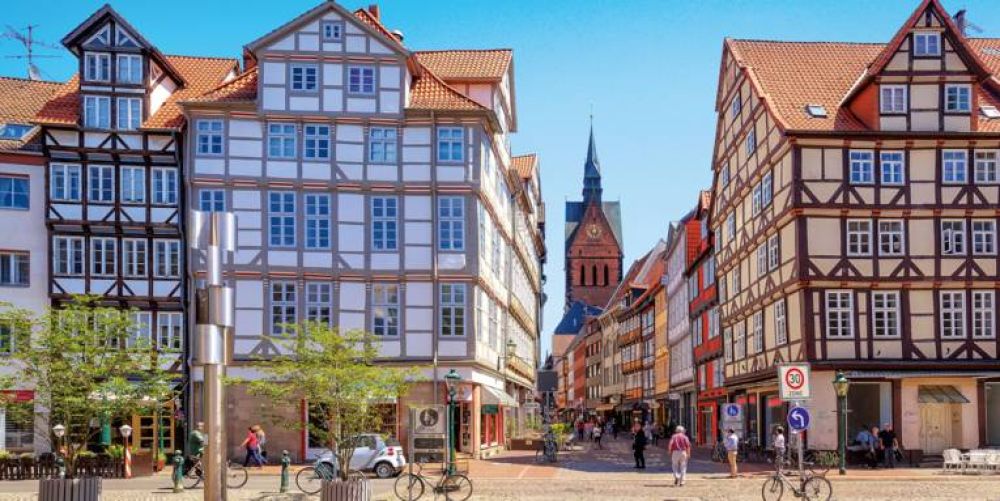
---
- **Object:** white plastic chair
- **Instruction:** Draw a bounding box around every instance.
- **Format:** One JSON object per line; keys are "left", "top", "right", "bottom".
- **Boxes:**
{"left": 986, "top": 452, "right": 1000, "bottom": 474}
{"left": 942, "top": 449, "right": 963, "bottom": 472}
{"left": 966, "top": 452, "right": 988, "bottom": 474}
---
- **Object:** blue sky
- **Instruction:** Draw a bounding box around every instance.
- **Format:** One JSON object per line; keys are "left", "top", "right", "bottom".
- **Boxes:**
{"left": 3, "top": 0, "right": 998, "bottom": 357}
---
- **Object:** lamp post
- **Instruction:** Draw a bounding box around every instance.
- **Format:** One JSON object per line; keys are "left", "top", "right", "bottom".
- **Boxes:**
{"left": 120, "top": 424, "right": 133, "bottom": 478}
{"left": 52, "top": 424, "right": 66, "bottom": 478}
{"left": 444, "top": 369, "right": 462, "bottom": 475}
{"left": 832, "top": 371, "right": 851, "bottom": 475}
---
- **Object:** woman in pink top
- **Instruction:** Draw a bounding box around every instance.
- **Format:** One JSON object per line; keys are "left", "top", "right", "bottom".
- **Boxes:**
{"left": 667, "top": 426, "right": 692, "bottom": 486}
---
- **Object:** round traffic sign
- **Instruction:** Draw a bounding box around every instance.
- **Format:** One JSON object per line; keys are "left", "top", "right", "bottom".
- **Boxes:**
{"left": 725, "top": 404, "right": 740, "bottom": 417}
{"left": 787, "top": 407, "right": 811, "bottom": 431}
{"left": 785, "top": 368, "right": 805, "bottom": 390}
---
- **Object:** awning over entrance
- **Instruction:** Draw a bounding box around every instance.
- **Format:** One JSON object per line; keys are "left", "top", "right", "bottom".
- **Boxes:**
{"left": 918, "top": 385, "right": 970, "bottom": 404}
{"left": 481, "top": 386, "right": 519, "bottom": 407}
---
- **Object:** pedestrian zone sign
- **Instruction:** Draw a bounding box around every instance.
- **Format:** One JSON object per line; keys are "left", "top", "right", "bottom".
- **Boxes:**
{"left": 721, "top": 403, "right": 741, "bottom": 423}
{"left": 778, "top": 363, "right": 811, "bottom": 401}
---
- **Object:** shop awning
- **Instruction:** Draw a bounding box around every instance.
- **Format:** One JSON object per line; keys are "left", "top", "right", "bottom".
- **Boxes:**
{"left": 917, "top": 385, "right": 970, "bottom": 404}
{"left": 595, "top": 403, "right": 615, "bottom": 411}
{"left": 481, "top": 386, "right": 519, "bottom": 407}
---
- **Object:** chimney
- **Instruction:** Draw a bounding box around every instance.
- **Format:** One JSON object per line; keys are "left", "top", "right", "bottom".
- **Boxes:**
{"left": 368, "top": 4, "right": 380, "bottom": 21}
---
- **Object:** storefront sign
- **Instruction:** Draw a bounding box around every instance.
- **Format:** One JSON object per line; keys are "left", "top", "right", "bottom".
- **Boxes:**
{"left": 778, "top": 363, "right": 811, "bottom": 401}
{"left": 667, "top": 393, "right": 681, "bottom": 401}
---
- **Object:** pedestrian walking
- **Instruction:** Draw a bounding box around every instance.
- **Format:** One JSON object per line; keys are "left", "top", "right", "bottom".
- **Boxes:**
{"left": 879, "top": 423, "right": 898, "bottom": 468}
{"left": 592, "top": 422, "right": 603, "bottom": 449}
{"left": 772, "top": 426, "right": 786, "bottom": 472}
{"left": 241, "top": 426, "right": 265, "bottom": 468}
{"left": 724, "top": 428, "right": 740, "bottom": 478}
{"left": 668, "top": 426, "right": 691, "bottom": 486}
{"left": 612, "top": 420, "right": 619, "bottom": 440}
{"left": 632, "top": 424, "right": 648, "bottom": 469}
{"left": 253, "top": 425, "right": 269, "bottom": 462}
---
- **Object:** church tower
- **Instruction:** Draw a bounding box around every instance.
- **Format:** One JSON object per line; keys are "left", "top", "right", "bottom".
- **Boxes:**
{"left": 563, "top": 123, "right": 623, "bottom": 309}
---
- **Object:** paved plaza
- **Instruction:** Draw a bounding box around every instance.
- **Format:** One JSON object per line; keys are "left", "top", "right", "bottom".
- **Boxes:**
{"left": 2, "top": 439, "right": 1000, "bottom": 500}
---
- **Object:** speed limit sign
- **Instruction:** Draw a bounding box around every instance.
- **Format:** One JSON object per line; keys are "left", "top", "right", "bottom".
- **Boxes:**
{"left": 778, "top": 363, "right": 811, "bottom": 401}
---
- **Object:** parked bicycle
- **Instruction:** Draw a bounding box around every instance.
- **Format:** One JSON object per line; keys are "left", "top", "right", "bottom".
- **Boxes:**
{"left": 535, "top": 434, "right": 558, "bottom": 463}
{"left": 181, "top": 456, "right": 248, "bottom": 489}
{"left": 761, "top": 464, "right": 832, "bottom": 501}
{"left": 393, "top": 461, "right": 472, "bottom": 501}
{"left": 295, "top": 453, "right": 366, "bottom": 495}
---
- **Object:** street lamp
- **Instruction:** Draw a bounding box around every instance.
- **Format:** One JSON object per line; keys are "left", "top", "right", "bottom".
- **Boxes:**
{"left": 52, "top": 424, "right": 66, "bottom": 478}
{"left": 444, "top": 369, "right": 462, "bottom": 475}
{"left": 119, "top": 424, "right": 133, "bottom": 479}
{"left": 832, "top": 371, "right": 851, "bottom": 475}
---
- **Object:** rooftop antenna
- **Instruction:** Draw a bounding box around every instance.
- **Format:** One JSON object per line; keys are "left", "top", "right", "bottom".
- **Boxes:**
{"left": 2, "top": 25, "right": 61, "bottom": 80}
{"left": 953, "top": 9, "right": 984, "bottom": 37}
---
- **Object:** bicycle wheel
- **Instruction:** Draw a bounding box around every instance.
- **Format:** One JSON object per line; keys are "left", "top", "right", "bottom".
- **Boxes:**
{"left": 182, "top": 465, "right": 202, "bottom": 489}
{"left": 761, "top": 476, "right": 784, "bottom": 501}
{"left": 348, "top": 469, "right": 366, "bottom": 482}
{"left": 393, "top": 473, "right": 425, "bottom": 501}
{"left": 296, "top": 466, "right": 324, "bottom": 495}
{"left": 442, "top": 473, "right": 473, "bottom": 501}
{"left": 802, "top": 476, "right": 832, "bottom": 501}
{"left": 226, "top": 463, "right": 248, "bottom": 489}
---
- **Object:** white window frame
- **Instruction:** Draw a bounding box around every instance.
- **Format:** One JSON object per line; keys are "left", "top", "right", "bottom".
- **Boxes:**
{"left": 0, "top": 175, "right": 29, "bottom": 210}
{"left": 849, "top": 150, "right": 874, "bottom": 184}
{"left": 774, "top": 300, "right": 787, "bottom": 345}
{"left": 825, "top": 290, "right": 854, "bottom": 338}
{"left": 723, "top": 327, "right": 732, "bottom": 362}
{"left": 734, "top": 323, "right": 746, "bottom": 359}
{"left": 913, "top": 32, "right": 941, "bottom": 56}
{"left": 756, "top": 244, "right": 767, "bottom": 279}
{"left": 128, "top": 311, "right": 151, "bottom": 347}
{"left": 50, "top": 164, "right": 81, "bottom": 202}
{"left": 767, "top": 234, "right": 780, "bottom": 271}
{"left": 440, "top": 283, "right": 466, "bottom": 336}
{"left": 438, "top": 196, "right": 465, "bottom": 251}
{"left": 303, "top": 124, "right": 330, "bottom": 160}
{"left": 940, "top": 291, "right": 966, "bottom": 339}
{"left": 304, "top": 193, "right": 331, "bottom": 250}
{"left": 368, "top": 127, "right": 397, "bottom": 164}
{"left": 942, "top": 220, "right": 966, "bottom": 256}
{"left": 157, "top": 312, "right": 183, "bottom": 351}
{"left": 153, "top": 239, "right": 180, "bottom": 278}
{"left": 267, "top": 123, "right": 297, "bottom": 159}
{"left": 975, "top": 150, "right": 998, "bottom": 184}
{"left": 122, "top": 238, "right": 146, "bottom": 278}
{"left": 371, "top": 196, "right": 398, "bottom": 251}
{"left": 84, "top": 52, "right": 110, "bottom": 82}
{"left": 347, "top": 66, "right": 375, "bottom": 95}
{"left": 731, "top": 96, "right": 741, "bottom": 120}
{"left": 198, "top": 189, "right": 225, "bottom": 212}
{"left": 120, "top": 166, "right": 145, "bottom": 204}
{"left": 752, "top": 183, "right": 762, "bottom": 215}
{"left": 972, "top": 290, "right": 995, "bottom": 339}
{"left": 83, "top": 95, "right": 110, "bottom": 129}
{"left": 196, "top": 120, "right": 223, "bottom": 156}
{"left": 0, "top": 252, "right": 29, "bottom": 287}
{"left": 745, "top": 128, "right": 756, "bottom": 156}
{"left": 269, "top": 192, "right": 296, "bottom": 248}
{"left": 721, "top": 164, "right": 730, "bottom": 188}
{"left": 880, "top": 151, "right": 905, "bottom": 185}
{"left": 878, "top": 220, "right": 905, "bottom": 256}
{"left": 880, "top": 85, "right": 907, "bottom": 113}
{"left": 88, "top": 165, "right": 114, "bottom": 203}
{"left": 116, "top": 97, "right": 141, "bottom": 130}
{"left": 762, "top": 171, "right": 773, "bottom": 206}
{"left": 945, "top": 84, "right": 971, "bottom": 113}
{"left": 972, "top": 220, "right": 997, "bottom": 256}
{"left": 290, "top": 64, "right": 318, "bottom": 92}
{"left": 437, "top": 127, "right": 464, "bottom": 163}
{"left": 321, "top": 21, "right": 343, "bottom": 42}
{"left": 305, "top": 282, "right": 332, "bottom": 326}
{"left": 372, "top": 284, "right": 400, "bottom": 337}
{"left": 726, "top": 212, "right": 736, "bottom": 243}
{"left": 270, "top": 281, "right": 297, "bottom": 337}
{"left": 151, "top": 167, "right": 177, "bottom": 205}
{"left": 846, "top": 219, "right": 872, "bottom": 256}
{"left": 53, "top": 236, "right": 84, "bottom": 276}
{"left": 943, "top": 150, "right": 968, "bottom": 184}
{"left": 90, "top": 237, "right": 116, "bottom": 277}
{"left": 116, "top": 54, "right": 142, "bottom": 84}
{"left": 751, "top": 310, "right": 763, "bottom": 354}
{"left": 872, "top": 291, "right": 900, "bottom": 338}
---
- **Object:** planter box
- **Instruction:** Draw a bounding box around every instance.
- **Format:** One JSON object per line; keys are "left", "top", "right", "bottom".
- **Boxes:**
{"left": 38, "top": 477, "right": 102, "bottom": 501}
{"left": 508, "top": 438, "right": 542, "bottom": 451}
{"left": 320, "top": 478, "right": 371, "bottom": 501}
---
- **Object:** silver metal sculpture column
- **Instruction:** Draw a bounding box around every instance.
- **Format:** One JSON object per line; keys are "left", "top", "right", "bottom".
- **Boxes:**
{"left": 190, "top": 210, "right": 236, "bottom": 501}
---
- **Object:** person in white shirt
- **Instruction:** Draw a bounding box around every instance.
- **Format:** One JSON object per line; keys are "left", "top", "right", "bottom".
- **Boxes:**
{"left": 772, "top": 426, "right": 786, "bottom": 472}
{"left": 724, "top": 428, "right": 740, "bottom": 478}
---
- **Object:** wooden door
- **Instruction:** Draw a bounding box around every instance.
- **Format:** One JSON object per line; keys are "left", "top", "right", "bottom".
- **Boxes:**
{"left": 919, "top": 404, "right": 951, "bottom": 454}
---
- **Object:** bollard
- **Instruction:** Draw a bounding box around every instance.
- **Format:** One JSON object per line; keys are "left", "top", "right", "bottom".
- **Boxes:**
{"left": 280, "top": 450, "right": 290, "bottom": 493}
{"left": 55, "top": 455, "right": 66, "bottom": 479}
{"left": 172, "top": 450, "right": 185, "bottom": 493}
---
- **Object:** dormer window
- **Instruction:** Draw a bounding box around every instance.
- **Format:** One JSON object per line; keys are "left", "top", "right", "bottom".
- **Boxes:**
{"left": 84, "top": 52, "right": 110, "bottom": 82}
{"left": 321, "top": 21, "right": 343, "bottom": 42}
{"left": 945, "top": 84, "right": 971, "bottom": 113}
{"left": 117, "top": 54, "right": 142, "bottom": 84}
{"left": 880, "top": 85, "right": 907, "bottom": 113}
{"left": 805, "top": 104, "right": 827, "bottom": 118}
{"left": 981, "top": 105, "right": 1000, "bottom": 119}
{"left": 913, "top": 32, "right": 941, "bottom": 56}
{"left": 0, "top": 123, "right": 32, "bottom": 140}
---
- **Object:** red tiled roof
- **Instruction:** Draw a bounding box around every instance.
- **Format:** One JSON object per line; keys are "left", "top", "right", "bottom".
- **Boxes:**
{"left": 414, "top": 50, "right": 511, "bottom": 81}
{"left": 192, "top": 68, "right": 259, "bottom": 103}
{"left": 408, "top": 70, "right": 487, "bottom": 111}
{"left": 352, "top": 8, "right": 405, "bottom": 50}
{"left": 512, "top": 154, "right": 537, "bottom": 179}
{"left": 36, "top": 55, "right": 237, "bottom": 130}
{"left": 0, "top": 77, "right": 64, "bottom": 152}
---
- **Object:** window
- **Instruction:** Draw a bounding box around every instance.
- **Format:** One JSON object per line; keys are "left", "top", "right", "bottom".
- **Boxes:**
{"left": 731, "top": 96, "right": 741, "bottom": 119}
{"left": 975, "top": 151, "right": 998, "bottom": 184}
{"left": 733, "top": 266, "right": 741, "bottom": 295}
{"left": 196, "top": 120, "right": 223, "bottom": 155}
{"left": 913, "top": 32, "right": 940, "bottom": 56}
{"left": 290, "top": 64, "right": 318, "bottom": 91}
{"left": 825, "top": 291, "right": 854, "bottom": 338}
{"left": 84, "top": 52, "right": 110, "bottom": 82}
{"left": 972, "top": 291, "right": 995, "bottom": 339}
{"left": 704, "top": 256, "right": 715, "bottom": 287}
{"left": 371, "top": 196, "right": 398, "bottom": 251}
{"left": 721, "top": 164, "right": 730, "bottom": 187}
{"left": 878, "top": 220, "right": 905, "bottom": 256}
{"left": 872, "top": 292, "right": 900, "bottom": 338}
{"left": 90, "top": 237, "right": 115, "bottom": 277}
{"left": 50, "top": 164, "right": 81, "bottom": 201}
{"left": 347, "top": 66, "right": 375, "bottom": 94}
{"left": 157, "top": 312, "right": 183, "bottom": 351}
{"left": 0, "top": 176, "right": 28, "bottom": 209}
{"left": 88, "top": 165, "right": 114, "bottom": 203}
{"left": 745, "top": 128, "right": 756, "bottom": 155}
{"left": 945, "top": 85, "right": 971, "bottom": 112}
{"left": 849, "top": 150, "right": 874, "bottom": 184}
{"left": 942, "top": 220, "right": 966, "bottom": 255}
{"left": 114, "top": 97, "right": 141, "bottom": 131}
{"left": 492, "top": 226, "right": 502, "bottom": 275}
{"left": 305, "top": 194, "right": 331, "bottom": 249}
{"left": 734, "top": 323, "right": 746, "bottom": 359}
{"left": 774, "top": 300, "right": 787, "bottom": 345}
{"left": 83, "top": 96, "right": 110, "bottom": 129}
{"left": 369, "top": 127, "right": 397, "bottom": 164}
{"left": 972, "top": 220, "right": 996, "bottom": 255}
{"left": 122, "top": 239, "right": 146, "bottom": 277}
{"left": 880, "top": 151, "right": 905, "bottom": 185}
{"left": 53, "top": 236, "right": 83, "bottom": 275}
{"left": 756, "top": 244, "right": 767, "bottom": 278}
{"left": 437, "top": 127, "right": 464, "bottom": 162}
{"left": 372, "top": 284, "right": 400, "bottom": 336}
{"left": 271, "top": 282, "right": 297, "bottom": 336}
{"left": 761, "top": 171, "right": 773, "bottom": 206}
{"left": 943, "top": 150, "right": 967, "bottom": 184}
{"left": 120, "top": 166, "right": 145, "bottom": 204}
{"left": 269, "top": 192, "right": 296, "bottom": 248}
{"left": 198, "top": 189, "right": 224, "bottom": 212}
{"left": 303, "top": 124, "right": 330, "bottom": 160}
{"left": 846, "top": 220, "right": 872, "bottom": 256}
{"left": 723, "top": 327, "right": 732, "bottom": 362}
{"left": 0, "top": 252, "right": 29, "bottom": 286}
{"left": 713, "top": 359, "right": 725, "bottom": 389}
{"left": 267, "top": 123, "right": 297, "bottom": 159}
{"left": 128, "top": 311, "right": 151, "bottom": 347}
{"left": 438, "top": 196, "right": 464, "bottom": 251}
{"left": 153, "top": 240, "right": 180, "bottom": 278}
{"left": 321, "top": 21, "right": 343, "bottom": 41}
{"left": 752, "top": 183, "right": 762, "bottom": 215}
{"left": 0, "top": 123, "right": 31, "bottom": 140}
{"left": 708, "top": 308, "right": 719, "bottom": 339}
{"left": 305, "top": 283, "right": 332, "bottom": 326}
{"left": 116, "top": 54, "right": 142, "bottom": 84}
{"left": 751, "top": 311, "right": 763, "bottom": 354}
{"left": 940, "top": 291, "right": 965, "bottom": 339}
{"left": 767, "top": 235, "right": 779, "bottom": 271}
{"left": 726, "top": 213, "right": 736, "bottom": 243}
{"left": 152, "top": 168, "right": 177, "bottom": 205}
{"left": 880, "top": 85, "right": 907, "bottom": 113}
{"left": 440, "top": 283, "right": 466, "bottom": 336}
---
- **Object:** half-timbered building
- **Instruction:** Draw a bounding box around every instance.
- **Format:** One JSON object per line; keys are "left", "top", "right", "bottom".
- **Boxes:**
{"left": 665, "top": 217, "right": 695, "bottom": 434}
{"left": 178, "top": 2, "right": 544, "bottom": 460}
{"left": 711, "top": 0, "right": 1000, "bottom": 456}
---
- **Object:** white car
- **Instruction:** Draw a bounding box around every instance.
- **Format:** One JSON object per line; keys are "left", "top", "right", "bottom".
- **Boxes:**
{"left": 315, "top": 434, "right": 407, "bottom": 479}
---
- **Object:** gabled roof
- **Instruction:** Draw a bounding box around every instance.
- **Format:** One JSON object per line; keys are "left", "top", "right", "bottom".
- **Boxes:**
{"left": 553, "top": 301, "right": 603, "bottom": 335}
{"left": 407, "top": 70, "right": 488, "bottom": 111}
{"left": 190, "top": 68, "right": 259, "bottom": 103}
{"left": 564, "top": 200, "right": 623, "bottom": 252}
{"left": 414, "top": 50, "right": 512, "bottom": 81}
{"left": 0, "top": 77, "right": 63, "bottom": 152}
{"left": 511, "top": 154, "right": 537, "bottom": 179}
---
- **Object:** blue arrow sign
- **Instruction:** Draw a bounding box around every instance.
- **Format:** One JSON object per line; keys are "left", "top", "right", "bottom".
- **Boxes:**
{"left": 787, "top": 407, "right": 811, "bottom": 432}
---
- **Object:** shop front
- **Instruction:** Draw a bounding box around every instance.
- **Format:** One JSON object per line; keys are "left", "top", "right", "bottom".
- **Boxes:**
{"left": 0, "top": 390, "right": 36, "bottom": 453}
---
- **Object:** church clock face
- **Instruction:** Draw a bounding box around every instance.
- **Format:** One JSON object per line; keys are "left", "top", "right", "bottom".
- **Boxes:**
{"left": 587, "top": 224, "right": 602, "bottom": 239}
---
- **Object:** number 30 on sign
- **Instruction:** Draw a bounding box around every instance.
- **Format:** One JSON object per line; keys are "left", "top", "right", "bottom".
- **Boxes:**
{"left": 778, "top": 363, "right": 811, "bottom": 401}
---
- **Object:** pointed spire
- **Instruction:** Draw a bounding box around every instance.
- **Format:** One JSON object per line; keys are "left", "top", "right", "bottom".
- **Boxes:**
{"left": 582, "top": 115, "right": 602, "bottom": 203}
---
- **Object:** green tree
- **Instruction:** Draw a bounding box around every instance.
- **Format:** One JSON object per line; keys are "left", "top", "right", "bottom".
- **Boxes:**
{"left": 0, "top": 297, "right": 178, "bottom": 478}
{"left": 237, "top": 321, "right": 421, "bottom": 479}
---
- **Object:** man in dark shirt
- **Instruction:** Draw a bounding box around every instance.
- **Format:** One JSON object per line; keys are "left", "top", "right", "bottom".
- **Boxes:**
{"left": 632, "top": 426, "right": 648, "bottom": 469}
{"left": 878, "top": 423, "right": 898, "bottom": 468}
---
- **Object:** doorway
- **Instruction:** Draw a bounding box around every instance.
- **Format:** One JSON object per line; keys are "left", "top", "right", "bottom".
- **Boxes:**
{"left": 919, "top": 403, "right": 954, "bottom": 454}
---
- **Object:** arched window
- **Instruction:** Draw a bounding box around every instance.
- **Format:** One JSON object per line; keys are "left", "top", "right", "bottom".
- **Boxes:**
{"left": 603, "top": 265, "right": 609, "bottom": 286}
{"left": 580, "top": 264, "right": 586, "bottom": 285}
{"left": 591, "top": 265, "right": 598, "bottom": 286}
